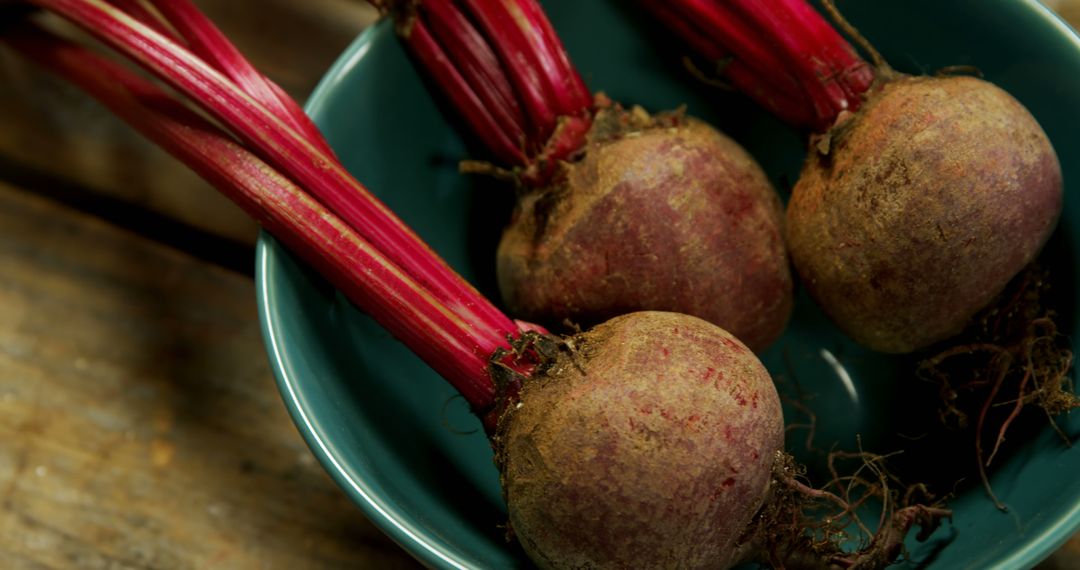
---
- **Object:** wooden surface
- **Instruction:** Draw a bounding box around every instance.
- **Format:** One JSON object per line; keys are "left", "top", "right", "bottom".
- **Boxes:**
{"left": 0, "top": 1, "right": 420, "bottom": 568}
{"left": 0, "top": 1, "right": 1077, "bottom": 568}
{"left": 0, "top": 0, "right": 378, "bottom": 245}
{"left": 0, "top": 181, "right": 417, "bottom": 569}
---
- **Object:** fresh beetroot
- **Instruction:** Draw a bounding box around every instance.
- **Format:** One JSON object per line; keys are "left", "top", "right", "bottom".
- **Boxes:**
{"left": 499, "top": 311, "right": 783, "bottom": 568}
{"left": 7, "top": 2, "right": 947, "bottom": 568}
{"left": 645, "top": 0, "right": 1063, "bottom": 353}
{"left": 790, "top": 75, "right": 1061, "bottom": 352}
{"left": 376, "top": 0, "right": 792, "bottom": 351}
{"left": 498, "top": 108, "right": 790, "bottom": 350}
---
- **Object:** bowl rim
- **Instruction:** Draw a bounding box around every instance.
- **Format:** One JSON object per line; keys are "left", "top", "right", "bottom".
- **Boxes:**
{"left": 255, "top": 4, "right": 1080, "bottom": 569}
{"left": 256, "top": 21, "right": 475, "bottom": 570}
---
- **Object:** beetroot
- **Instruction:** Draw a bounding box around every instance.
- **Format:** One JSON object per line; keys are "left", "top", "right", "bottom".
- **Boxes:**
{"left": 496, "top": 311, "right": 947, "bottom": 569}
{"left": 789, "top": 75, "right": 1061, "bottom": 352}
{"left": 379, "top": 0, "right": 792, "bottom": 351}
{"left": 646, "top": 0, "right": 1064, "bottom": 353}
{"left": 498, "top": 311, "right": 783, "bottom": 568}
{"left": 497, "top": 109, "right": 791, "bottom": 350}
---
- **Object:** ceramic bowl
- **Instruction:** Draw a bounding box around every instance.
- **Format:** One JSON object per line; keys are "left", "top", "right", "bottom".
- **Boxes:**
{"left": 257, "top": 1, "right": 1080, "bottom": 567}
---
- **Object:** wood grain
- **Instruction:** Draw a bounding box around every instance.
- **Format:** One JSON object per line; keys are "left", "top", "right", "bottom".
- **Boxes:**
{"left": 0, "top": 0, "right": 378, "bottom": 245}
{"left": 0, "top": 180, "right": 418, "bottom": 569}
{"left": 1044, "top": 0, "right": 1080, "bottom": 28}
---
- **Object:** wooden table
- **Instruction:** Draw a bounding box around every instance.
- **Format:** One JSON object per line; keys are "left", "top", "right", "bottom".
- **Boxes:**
{"left": 0, "top": 1, "right": 1077, "bottom": 568}
{"left": 0, "top": 2, "right": 421, "bottom": 568}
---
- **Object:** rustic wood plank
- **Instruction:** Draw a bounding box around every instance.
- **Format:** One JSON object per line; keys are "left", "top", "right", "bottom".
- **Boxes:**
{"left": 0, "top": 0, "right": 379, "bottom": 244}
{"left": 1040, "top": 535, "right": 1080, "bottom": 569}
{"left": 1044, "top": 0, "right": 1080, "bottom": 28}
{"left": 0, "top": 180, "right": 418, "bottom": 569}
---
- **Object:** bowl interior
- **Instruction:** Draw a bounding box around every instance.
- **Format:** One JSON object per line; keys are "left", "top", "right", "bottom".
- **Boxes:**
{"left": 257, "top": 1, "right": 1080, "bottom": 568}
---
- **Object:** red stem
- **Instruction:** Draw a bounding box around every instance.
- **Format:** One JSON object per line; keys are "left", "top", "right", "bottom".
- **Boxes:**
{"left": 640, "top": 0, "right": 725, "bottom": 62}
{"left": 776, "top": 0, "right": 874, "bottom": 102}
{"left": 108, "top": 0, "right": 177, "bottom": 40}
{"left": 108, "top": 0, "right": 332, "bottom": 155}
{"left": 642, "top": 0, "right": 819, "bottom": 128}
{"left": 671, "top": 0, "right": 802, "bottom": 96}
{"left": 412, "top": 3, "right": 528, "bottom": 166}
{"left": 642, "top": 0, "right": 875, "bottom": 132}
{"left": 454, "top": 0, "right": 552, "bottom": 144}
{"left": 392, "top": 0, "right": 592, "bottom": 171}
{"left": 29, "top": 0, "right": 516, "bottom": 345}
{"left": 503, "top": 0, "right": 591, "bottom": 115}
{"left": 727, "top": 1, "right": 848, "bottom": 124}
{"left": 143, "top": 0, "right": 336, "bottom": 156}
{"left": 4, "top": 22, "right": 517, "bottom": 413}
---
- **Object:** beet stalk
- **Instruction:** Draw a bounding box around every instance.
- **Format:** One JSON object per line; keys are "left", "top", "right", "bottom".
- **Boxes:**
{"left": 375, "top": 0, "right": 794, "bottom": 352}
{"left": 645, "top": 0, "right": 1063, "bottom": 354}
{"left": 3, "top": 15, "right": 521, "bottom": 428}
{"left": 27, "top": 0, "right": 517, "bottom": 351}
{"left": 4, "top": 3, "right": 947, "bottom": 567}
{"left": 111, "top": 0, "right": 336, "bottom": 156}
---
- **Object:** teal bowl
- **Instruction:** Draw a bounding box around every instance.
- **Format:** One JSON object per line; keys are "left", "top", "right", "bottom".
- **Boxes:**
{"left": 257, "top": 1, "right": 1080, "bottom": 567}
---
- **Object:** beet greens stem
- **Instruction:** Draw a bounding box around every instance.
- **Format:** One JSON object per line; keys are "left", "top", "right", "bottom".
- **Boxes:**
{"left": 107, "top": 0, "right": 178, "bottom": 41}
{"left": 3, "top": 21, "right": 520, "bottom": 413}
{"left": 28, "top": 0, "right": 517, "bottom": 347}
{"left": 108, "top": 0, "right": 333, "bottom": 155}
{"left": 410, "top": 5, "right": 529, "bottom": 166}
{"left": 643, "top": 0, "right": 875, "bottom": 131}
{"left": 495, "top": 0, "right": 591, "bottom": 116}
{"left": 385, "top": 0, "right": 592, "bottom": 173}
{"left": 640, "top": 0, "right": 817, "bottom": 129}
{"left": 143, "top": 0, "right": 337, "bottom": 156}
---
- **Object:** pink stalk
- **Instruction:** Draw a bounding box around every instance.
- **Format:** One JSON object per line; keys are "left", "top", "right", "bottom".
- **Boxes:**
{"left": 771, "top": 0, "right": 873, "bottom": 101}
{"left": 108, "top": 0, "right": 331, "bottom": 153}
{"left": 385, "top": 0, "right": 592, "bottom": 174}
{"left": 670, "top": 0, "right": 802, "bottom": 96}
{"left": 108, "top": 0, "right": 178, "bottom": 40}
{"left": 452, "top": 0, "right": 556, "bottom": 145}
{"left": 641, "top": 0, "right": 875, "bottom": 131}
{"left": 729, "top": 5, "right": 848, "bottom": 123}
{"left": 409, "top": 8, "right": 528, "bottom": 166}
{"left": 641, "top": 0, "right": 819, "bottom": 128}
{"left": 420, "top": 0, "right": 527, "bottom": 140}
{"left": 142, "top": 0, "right": 336, "bottom": 156}
{"left": 28, "top": 0, "right": 515, "bottom": 341}
{"left": 496, "top": 0, "right": 591, "bottom": 116}
{"left": 4, "top": 21, "right": 528, "bottom": 422}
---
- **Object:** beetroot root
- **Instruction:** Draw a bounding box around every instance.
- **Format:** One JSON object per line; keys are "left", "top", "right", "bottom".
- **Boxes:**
{"left": 788, "top": 75, "right": 1062, "bottom": 353}
{"left": 496, "top": 311, "right": 784, "bottom": 569}
{"left": 497, "top": 107, "right": 793, "bottom": 351}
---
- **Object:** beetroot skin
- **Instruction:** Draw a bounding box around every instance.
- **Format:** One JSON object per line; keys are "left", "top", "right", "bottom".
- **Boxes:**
{"left": 787, "top": 75, "right": 1062, "bottom": 353}
{"left": 496, "top": 109, "right": 793, "bottom": 351}
{"left": 497, "top": 311, "right": 784, "bottom": 569}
